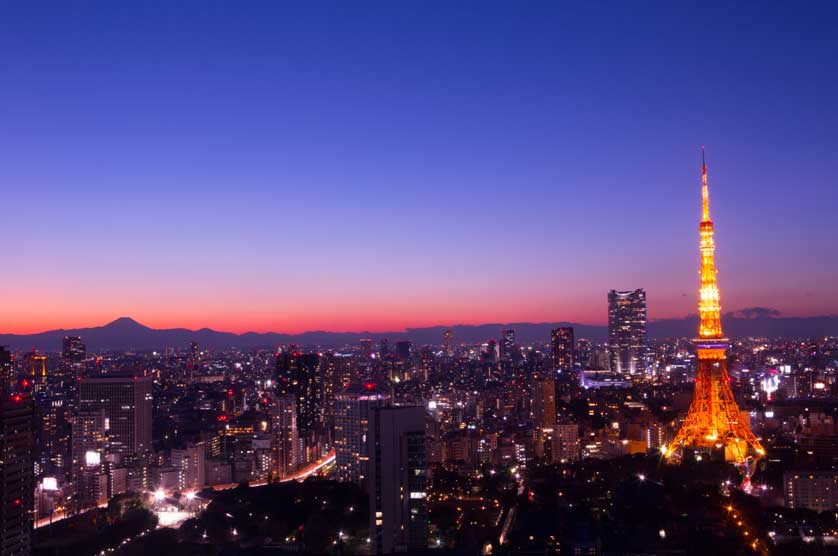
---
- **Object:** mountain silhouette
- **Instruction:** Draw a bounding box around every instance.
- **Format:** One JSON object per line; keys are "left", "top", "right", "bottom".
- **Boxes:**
{"left": 1, "top": 314, "right": 836, "bottom": 352}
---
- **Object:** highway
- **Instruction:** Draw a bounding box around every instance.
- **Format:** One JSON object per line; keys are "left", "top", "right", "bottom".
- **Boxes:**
{"left": 34, "top": 450, "right": 336, "bottom": 530}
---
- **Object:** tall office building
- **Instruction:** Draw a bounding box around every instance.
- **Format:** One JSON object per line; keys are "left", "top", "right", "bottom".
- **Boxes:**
{"left": 270, "top": 395, "right": 298, "bottom": 480}
{"left": 33, "top": 392, "right": 70, "bottom": 479}
{"left": 59, "top": 336, "right": 86, "bottom": 388}
{"left": 369, "top": 406, "right": 428, "bottom": 554}
{"left": 275, "top": 349, "right": 323, "bottom": 438}
{"left": 73, "top": 376, "right": 152, "bottom": 476}
{"left": 500, "top": 329, "right": 516, "bottom": 361}
{"left": 334, "top": 384, "right": 388, "bottom": 487}
{"left": 607, "top": 289, "right": 648, "bottom": 375}
{"left": 551, "top": 327, "right": 575, "bottom": 372}
{"left": 1, "top": 391, "right": 34, "bottom": 556}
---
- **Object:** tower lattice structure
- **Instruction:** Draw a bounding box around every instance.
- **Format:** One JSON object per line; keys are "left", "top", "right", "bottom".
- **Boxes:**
{"left": 665, "top": 150, "right": 764, "bottom": 464}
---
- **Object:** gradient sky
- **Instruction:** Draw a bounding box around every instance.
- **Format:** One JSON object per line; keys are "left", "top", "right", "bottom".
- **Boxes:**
{"left": 1, "top": 1, "right": 836, "bottom": 334}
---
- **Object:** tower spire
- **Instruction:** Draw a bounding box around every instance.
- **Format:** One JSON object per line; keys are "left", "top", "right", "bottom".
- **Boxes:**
{"left": 701, "top": 146, "right": 710, "bottom": 222}
{"left": 697, "top": 147, "right": 722, "bottom": 339}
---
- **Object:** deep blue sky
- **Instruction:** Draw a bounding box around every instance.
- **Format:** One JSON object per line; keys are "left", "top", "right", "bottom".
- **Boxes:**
{"left": 1, "top": 1, "right": 836, "bottom": 333}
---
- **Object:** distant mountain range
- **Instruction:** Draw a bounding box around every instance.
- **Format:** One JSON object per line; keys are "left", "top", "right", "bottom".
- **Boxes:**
{"left": 1, "top": 315, "right": 837, "bottom": 352}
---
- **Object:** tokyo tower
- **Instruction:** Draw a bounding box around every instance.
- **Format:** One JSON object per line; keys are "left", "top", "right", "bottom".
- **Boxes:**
{"left": 664, "top": 149, "right": 765, "bottom": 468}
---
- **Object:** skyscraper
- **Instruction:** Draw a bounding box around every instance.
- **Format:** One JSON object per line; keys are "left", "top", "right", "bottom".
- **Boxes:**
{"left": 607, "top": 289, "right": 648, "bottom": 374}
{"left": 59, "top": 336, "right": 85, "bottom": 387}
{"left": 334, "top": 383, "right": 388, "bottom": 487}
{"left": 551, "top": 327, "right": 575, "bottom": 372}
{"left": 275, "top": 349, "right": 323, "bottom": 459}
{"left": 369, "top": 406, "right": 427, "bottom": 554}
{"left": 442, "top": 329, "right": 454, "bottom": 356}
{"left": 500, "top": 329, "right": 515, "bottom": 361}
{"left": 270, "top": 395, "right": 298, "bottom": 480}
{"left": 1, "top": 391, "right": 34, "bottom": 556}
{"left": 73, "top": 376, "right": 152, "bottom": 478}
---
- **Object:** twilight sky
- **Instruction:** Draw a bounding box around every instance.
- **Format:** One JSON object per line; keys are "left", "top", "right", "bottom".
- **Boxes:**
{"left": 1, "top": 1, "right": 836, "bottom": 334}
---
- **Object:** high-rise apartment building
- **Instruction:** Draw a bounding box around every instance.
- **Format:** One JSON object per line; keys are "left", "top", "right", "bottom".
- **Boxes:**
{"left": 369, "top": 406, "right": 427, "bottom": 554}
{"left": 171, "top": 442, "right": 206, "bottom": 490}
{"left": 270, "top": 395, "right": 298, "bottom": 480}
{"left": 552, "top": 423, "right": 580, "bottom": 463}
{"left": 531, "top": 376, "right": 556, "bottom": 429}
{"left": 607, "top": 289, "right": 648, "bottom": 375}
{"left": 334, "top": 384, "right": 388, "bottom": 487}
{"left": 551, "top": 327, "right": 575, "bottom": 372}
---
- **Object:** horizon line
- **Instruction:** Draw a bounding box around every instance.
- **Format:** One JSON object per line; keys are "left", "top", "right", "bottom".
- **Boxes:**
{"left": 2, "top": 312, "right": 836, "bottom": 339}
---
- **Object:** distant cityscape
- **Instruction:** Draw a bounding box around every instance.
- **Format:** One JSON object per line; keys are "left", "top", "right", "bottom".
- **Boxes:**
{"left": 2, "top": 272, "right": 837, "bottom": 554}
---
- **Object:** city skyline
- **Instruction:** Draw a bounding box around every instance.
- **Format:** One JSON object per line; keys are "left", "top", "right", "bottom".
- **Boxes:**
{"left": 2, "top": 2, "right": 837, "bottom": 334}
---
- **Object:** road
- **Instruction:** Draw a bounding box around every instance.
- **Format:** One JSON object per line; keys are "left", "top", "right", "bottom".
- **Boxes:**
{"left": 34, "top": 449, "right": 336, "bottom": 530}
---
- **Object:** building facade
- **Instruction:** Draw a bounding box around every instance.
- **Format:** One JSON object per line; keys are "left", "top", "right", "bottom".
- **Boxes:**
{"left": 369, "top": 406, "right": 428, "bottom": 554}
{"left": 607, "top": 289, "right": 648, "bottom": 375}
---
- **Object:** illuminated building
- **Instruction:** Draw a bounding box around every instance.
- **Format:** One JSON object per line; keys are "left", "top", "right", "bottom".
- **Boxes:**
{"left": 0, "top": 348, "right": 13, "bottom": 393}
{"left": 275, "top": 348, "right": 323, "bottom": 439}
{"left": 23, "top": 351, "right": 47, "bottom": 394}
{"left": 783, "top": 471, "right": 838, "bottom": 511}
{"left": 334, "top": 383, "right": 388, "bottom": 487}
{"left": 60, "top": 336, "right": 85, "bottom": 381}
{"left": 500, "top": 329, "right": 515, "bottom": 361}
{"left": 1, "top": 391, "right": 33, "bottom": 556}
{"left": 73, "top": 376, "right": 153, "bottom": 501}
{"left": 551, "top": 327, "right": 575, "bottom": 372}
{"left": 607, "top": 289, "right": 648, "bottom": 375}
{"left": 442, "top": 328, "right": 454, "bottom": 356}
{"left": 34, "top": 392, "right": 70, "bottom": 479}
{"left": 666, "top": 150, "right": 764, "bottom": 467}
{"left": 530, "top": 375, "right": 556, "bottom": 428}
{"left": 552, "top": 423, "right": 580, "bottom": 463}
{"left": 368, "top": 406, "right": 427, "bottom": 554}
{"left": 171, "top": 441, "right": 206, "bottom": 489}
{"left": 271, "top": 395, "right": 298, "bottom": 479}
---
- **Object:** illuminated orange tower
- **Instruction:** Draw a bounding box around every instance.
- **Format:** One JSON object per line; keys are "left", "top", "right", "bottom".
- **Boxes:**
{"left": 665, "top": 149, "right": 764, "bottom": 465}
